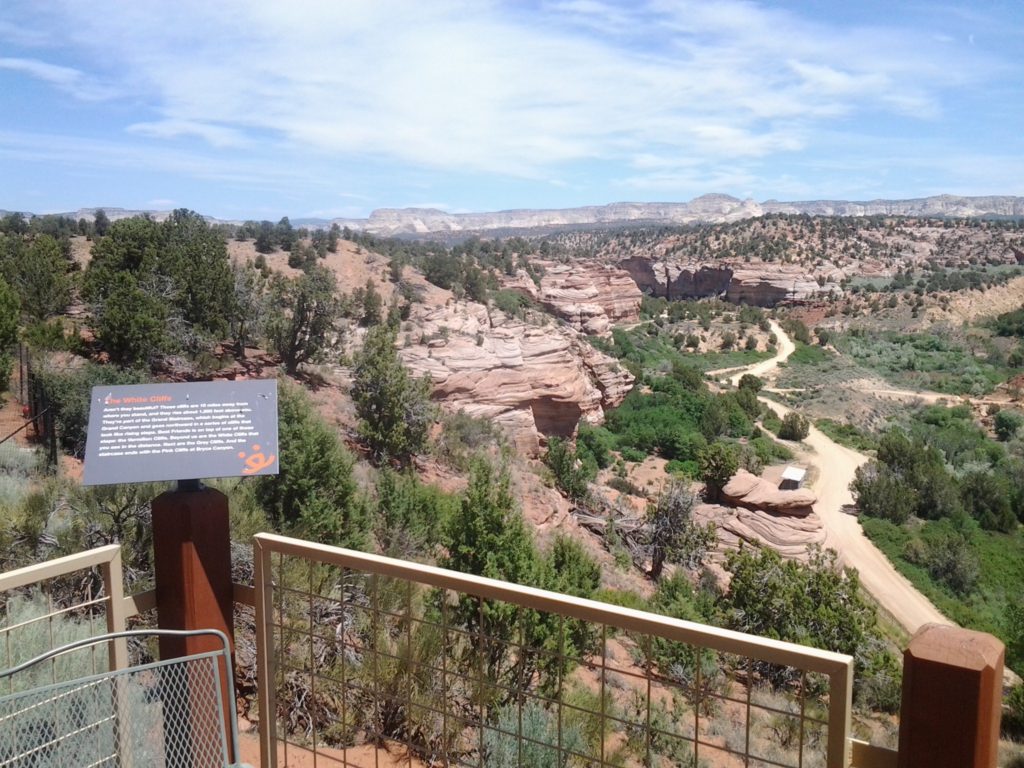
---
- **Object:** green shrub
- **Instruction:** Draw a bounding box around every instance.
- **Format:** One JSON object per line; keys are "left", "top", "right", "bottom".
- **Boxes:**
{"left": 607, "top": 475, "right": 644, "bottom": 496}
{"left": 665, "top": 458, "right": 700, "bottom": 478}
{"left": 778, "top": 412, "right": 810, "bottom": 441}
{"left": 737, "top": 373, "right": 763, "bottom": 392}
{"left": 995, "top": 409, "right": 1024, "bottom": 441}
{"left": 815, "top": 419, "right": 877, "bottom": 452}
{"left": 34, "top": 363, "right": 148, "bottom": 457}
{"left": 544, "top": 437, "right": 592, "bottom": 502}
{"left": 1002, "top": 685, "right": 1024, "bottom": 739}
{"left": 489, "top": 289, "right": 533, "bottom": 317}
{"left": 902, "top": 523, "right": 980, "bottom": 595}
{"left": 434, "top": 411, "right": 504, "bottom": 470}
{"left": 254, "top": 383, "right": 366, "bottom": 548}
{"left": 576, "top": 424, "right": 616, "bottom": 470}
{"left": 484, "top": 700, "right": 584, "bottom": 768}
{"left": 619, "top": 446, "right": 647, "bottom": 463}
{"left": 698, "top": 441, "right": 739, "bottom": 502}
{"left": 762, "top": 408, "right": 782, "bottom": 435}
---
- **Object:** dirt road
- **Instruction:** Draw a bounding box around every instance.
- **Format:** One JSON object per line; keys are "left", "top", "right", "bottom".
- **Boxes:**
{"left": 718, "top": 322, "right": 951, "bottom": 635}
{"left": 767, "top": 400, "right": 950, "bottom": 634}
{"left": 707, "top": 319, "right": 796, "bottom": 387}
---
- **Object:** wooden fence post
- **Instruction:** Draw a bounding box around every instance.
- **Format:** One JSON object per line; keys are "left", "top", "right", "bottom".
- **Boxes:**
{"left": 898, "top": 623, "right": 1003, "bottom": 768}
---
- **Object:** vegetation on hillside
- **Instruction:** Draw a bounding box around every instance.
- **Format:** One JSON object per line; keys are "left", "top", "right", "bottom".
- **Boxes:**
{"left": 850, "top": 404, "right": 1024, "bottom": 673}
{"left": 5, "top": 210, "right": 1024, "bottom": 756}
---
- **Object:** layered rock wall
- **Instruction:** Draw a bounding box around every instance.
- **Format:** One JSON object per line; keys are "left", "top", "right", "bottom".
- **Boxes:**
{"left": 504, "top": 263, "right": 642, "bottom": 334}
{"left": 721, "top": 469, "right": 817, "bottom": 515}
{"left": 400, "top": 301, "right": 633, "bottom": 454}
{"left": 618, "top": 257, "right": 819, "bottom": 307}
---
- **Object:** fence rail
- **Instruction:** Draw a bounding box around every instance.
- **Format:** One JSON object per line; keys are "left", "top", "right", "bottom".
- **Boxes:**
{"left": 253, "top": 532, "right": 856, "bottom": 768}
{"left": 0, "top": 545, "right": 128, "bottom": 681}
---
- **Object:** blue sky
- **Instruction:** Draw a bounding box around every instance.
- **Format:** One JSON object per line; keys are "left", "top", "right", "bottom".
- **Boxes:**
{"left": 1, "top": 1, "right": 1022, "bottom": 220}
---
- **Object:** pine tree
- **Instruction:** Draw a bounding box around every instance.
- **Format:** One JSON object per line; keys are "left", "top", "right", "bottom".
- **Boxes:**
{"left": 266, "top": 265, "right": 340, "bottom": 374}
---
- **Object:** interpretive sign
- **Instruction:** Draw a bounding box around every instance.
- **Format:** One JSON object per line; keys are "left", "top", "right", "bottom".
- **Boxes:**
{"left": 83, "top": 379, "right": 279, "bottom": 486}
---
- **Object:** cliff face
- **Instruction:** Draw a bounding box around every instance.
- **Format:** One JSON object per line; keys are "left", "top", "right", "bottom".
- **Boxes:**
{"left": 505, "top": 262, "right": 642, "bottom": 334}
{"left": 725, "top": 267, "right": 821, "bottom": 306}
{"left": 618, "top": 257, "right": 819, "bottom": 307}
{"left": 619, "top": 259, "right": 735, "bottom": 300}
{"left": 319, "top": 194, "right": 1024, "bottom": 237}
{"left": 400, "top": 300, "right": 633, "bottom": 454}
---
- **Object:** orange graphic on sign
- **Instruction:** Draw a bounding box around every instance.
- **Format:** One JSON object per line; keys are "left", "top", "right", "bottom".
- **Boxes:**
{"left": 238, "top": 444, "right": 277, "bottom": 474}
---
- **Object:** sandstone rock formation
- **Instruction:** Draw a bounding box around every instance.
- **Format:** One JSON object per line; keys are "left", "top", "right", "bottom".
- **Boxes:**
{"left": 725, "top": 267, "right": 822, "bottom": 306}
{"left": 694, "top": 504, "right": 828, "bottom": 563}
{"left": 721, "top": 469, "right": 817, "bottom": 515}
{"left": 619, "top": 257, "right": 820, "bottom": 307}
{"left": 618, "top": 258, "right": 732, "bottom": 300}
{"left": 400, "top": 300, "right": 634, "bottom": 454}
{"left": 504, "top": 262, "right": 642, "bottom": 334}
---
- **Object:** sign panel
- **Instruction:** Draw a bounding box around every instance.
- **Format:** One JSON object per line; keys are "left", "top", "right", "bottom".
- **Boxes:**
{"left": 83, "top": 379, "right": 279, "bottom": 486}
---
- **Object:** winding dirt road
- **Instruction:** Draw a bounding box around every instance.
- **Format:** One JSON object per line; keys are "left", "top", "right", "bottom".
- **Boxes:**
{"left": 717, "top": 321, "right": 951, "bottom": 635}
{"left": 707, "top": 319, "right": 796, "bottom": 387}
{"left": 766, "top": 400, "right": 950, "bottom": 634}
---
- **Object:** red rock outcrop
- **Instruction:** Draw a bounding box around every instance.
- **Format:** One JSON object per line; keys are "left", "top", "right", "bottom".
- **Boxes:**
{"left": 504, "top": 262, "right": 642, "bottom": 334}
{"left": 618, "top": 257, "right": 820, "bottom": 307}
{"left": 721, "top": 469, "right": 817, "bottom": 516}
{"left": 695, "top": 504, "right": 828, "bottom": 563}
{"left": 400, "top": 300, "right": 634, "bottom": 454}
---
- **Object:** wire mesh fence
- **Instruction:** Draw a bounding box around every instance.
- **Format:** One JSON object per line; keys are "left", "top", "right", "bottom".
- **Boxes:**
{"left": 0, "top": 546, "right": 128, "bottom": 698}
{"left": 0, "top": 629, "right": 241, "bottom": 768}
{"left": 253, "top": 533, "right": 853, "bottom": 768}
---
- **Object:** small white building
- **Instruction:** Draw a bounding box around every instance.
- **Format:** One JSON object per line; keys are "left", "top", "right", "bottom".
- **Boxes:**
{"left": 779, "top": 465, "right": 807, "bottom": 490}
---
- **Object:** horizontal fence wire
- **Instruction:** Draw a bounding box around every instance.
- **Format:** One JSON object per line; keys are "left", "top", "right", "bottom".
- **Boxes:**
{"left": 254, "top": 533, "right": 853, "bottom": 768}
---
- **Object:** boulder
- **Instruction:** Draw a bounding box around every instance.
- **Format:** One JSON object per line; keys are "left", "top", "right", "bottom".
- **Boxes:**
{"left": 695, "top": 504, "right": 828, "bottom": 563}
{"left": 721, "top": 469, "right": 817, "bottom": 516}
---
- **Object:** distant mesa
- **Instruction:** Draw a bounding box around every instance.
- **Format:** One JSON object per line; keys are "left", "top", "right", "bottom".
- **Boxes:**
{"left": 323, "top": 193, "right": 1024, "bottom": 238}
{"left": 8, "top": 193, "right": 1023, "bottom": 239}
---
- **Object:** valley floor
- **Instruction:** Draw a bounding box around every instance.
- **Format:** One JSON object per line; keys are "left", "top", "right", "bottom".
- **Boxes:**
{"left": 719, "top": 322, "right": 951, "bottom": 636}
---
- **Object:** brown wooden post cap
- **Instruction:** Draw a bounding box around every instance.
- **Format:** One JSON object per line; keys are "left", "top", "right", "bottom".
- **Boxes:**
{"left": 898, "top": 623, "right": 1004, "bottom": 768}
{"left": 905, "top": 623, "right": 1004, "bottom": 672}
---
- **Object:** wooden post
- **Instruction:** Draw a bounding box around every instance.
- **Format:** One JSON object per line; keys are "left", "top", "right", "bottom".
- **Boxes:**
{"left": 897, "top": 623, "right": 1004, "bottom": 768}
{"left": 152, "top": 483, "right": 236, "bottom": 766}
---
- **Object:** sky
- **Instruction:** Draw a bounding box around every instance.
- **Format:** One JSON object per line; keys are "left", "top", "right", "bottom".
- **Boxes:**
{"left": 1, "top": 0, "right": 1022, "bottom": 221}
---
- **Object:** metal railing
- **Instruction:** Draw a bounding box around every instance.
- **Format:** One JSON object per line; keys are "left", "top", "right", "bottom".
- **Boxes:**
{"left": 0, "top": 629, "right": 244, "bottom": 768}
{"left": 253, "top": 532, "right": 857, "bottom": 768}
{"left": 0, "top": 545, "right": 129, "bottom": 685}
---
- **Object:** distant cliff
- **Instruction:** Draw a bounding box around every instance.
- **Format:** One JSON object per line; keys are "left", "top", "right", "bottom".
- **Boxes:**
{"left": 326, "top": 194, "right": 1024, "bottom": 238}
{"left": 11, "top": 194, "right": 1024, "bottom": 237}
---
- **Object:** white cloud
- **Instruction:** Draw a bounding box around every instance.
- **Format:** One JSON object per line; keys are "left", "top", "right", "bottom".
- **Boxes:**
{"left": 127, "top": 120, "right": 251, "bottom": 149}
{"left": 0, "top": 56, "right": 115, "bottom": 100}
{"left": 0, "top": 130, "right": 317, "bottom": 191}
{"left": 2, "top": 0, "right": 1014, "bottom": 204}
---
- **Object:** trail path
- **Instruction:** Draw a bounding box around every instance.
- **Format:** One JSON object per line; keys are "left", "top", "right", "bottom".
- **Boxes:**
{"left": 715, "top": 321, "right": 950, "bottom": 635}
{"left": 707, "top": 319, "right": 796, "bottom": 386}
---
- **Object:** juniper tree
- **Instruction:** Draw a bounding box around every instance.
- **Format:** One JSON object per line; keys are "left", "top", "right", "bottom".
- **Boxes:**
{"left": 350, "top": 323, "right": 433, "bottom": 464}
{"left": 266, "top": 265, "right": 340, "bottom": 374}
